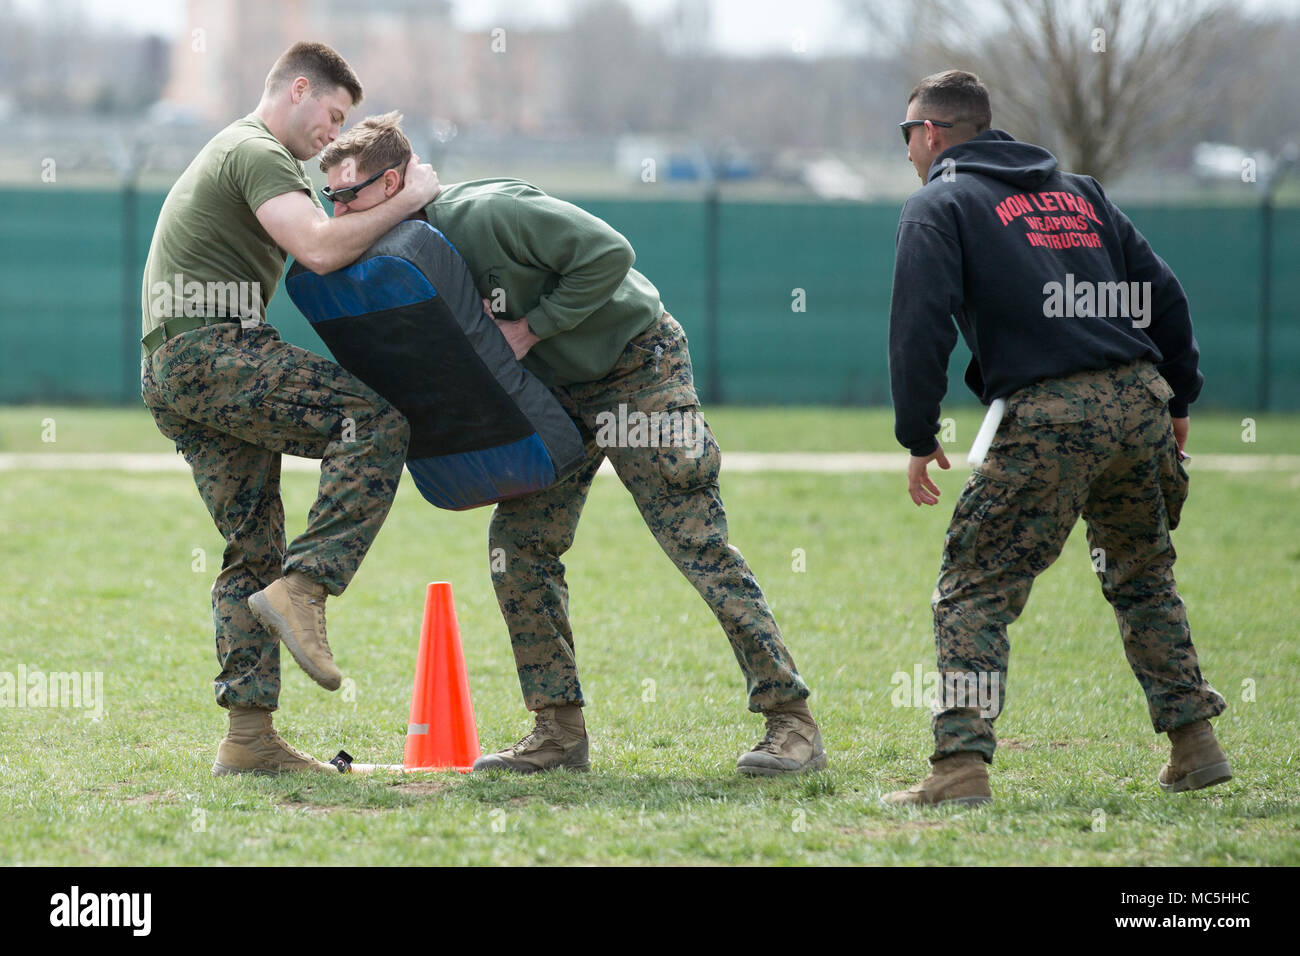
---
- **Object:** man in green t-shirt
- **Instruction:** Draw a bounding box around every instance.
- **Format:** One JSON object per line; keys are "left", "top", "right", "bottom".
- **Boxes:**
{"left": 316, "top": 113, "right": 826, "bottom": 776}
{"left": 141, "top": 43, "right": 441, "bottom": 775}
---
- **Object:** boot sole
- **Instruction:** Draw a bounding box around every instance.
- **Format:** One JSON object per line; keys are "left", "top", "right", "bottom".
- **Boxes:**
{"left": 737, "top": 751, "right": 829, "bottom": 777}
{"left": 880, "top": 791, "right": 993, "bottom": 807}
{"left": 248, "top": 592, "right": 341, "bottom": 691}
{"left": 936, "top": 794, "right": 992, "bottom": 807}
{"left": 212, "top": 761, "right": 286, "bottom": 777}
{"left": 471, "top": 755, "right": 590, "bottom": 773}
{"left": 212, "top": 761, "right": 335, "bottom": 777}
{"left": 1158, "top": 761, "right": 1232, "bottom": 793}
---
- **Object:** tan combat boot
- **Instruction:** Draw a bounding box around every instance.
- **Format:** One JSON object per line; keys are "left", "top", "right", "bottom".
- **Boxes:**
{"left": 212, "top": 707, "right": 338, "bottom": 776}
{"left": 471, "top": 705, "right": 590, "bottom": 773}
{"left": 737, "top": 698, "right": 828, "bottom": 776}
{"left": 1158, "top": 719, "right": 1232, "bottom": 792}
{"left": 248, "top": 572, "right": 341, "bottom": 691}
{"left": 882, "top": 751, "right": 992, "bottom": 807}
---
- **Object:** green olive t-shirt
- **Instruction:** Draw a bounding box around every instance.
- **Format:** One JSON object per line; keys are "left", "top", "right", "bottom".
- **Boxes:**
{"left": 141, "top": 115, "right": 320, "bottom": 336}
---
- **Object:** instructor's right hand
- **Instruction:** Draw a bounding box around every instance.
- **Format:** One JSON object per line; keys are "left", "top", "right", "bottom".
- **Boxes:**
{"left": 907, "top": 443, "right": 951, "bottom": 507}
{"left": 403, "top": 153, "right": 441, "bottom": 208}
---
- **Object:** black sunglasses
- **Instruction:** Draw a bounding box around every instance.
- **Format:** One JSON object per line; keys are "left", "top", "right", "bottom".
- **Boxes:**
{"left": 899, "top": 119, "right": 953, "bottom": 145}
{"left": 321, "top": 161, "right": 404, "bottom": 204}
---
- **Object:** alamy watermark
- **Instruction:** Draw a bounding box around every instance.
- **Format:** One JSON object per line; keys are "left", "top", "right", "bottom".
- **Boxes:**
{"left": 49, "top": 886, "right": 150, "bottom": 935}
{"left": 147, "top": 273, "right": 261, "bottom": 325}
{"left": 0, "top": 665, "right": 103, "bottom": 719}
{"left": 1043, "top": 273, "right": 1151, "bottom": 328}
{"left": 594, "top": 403, "right": 705, "bottom": 458}
{"left": 890, "top": 664, "right": 1001, "bottom": 718}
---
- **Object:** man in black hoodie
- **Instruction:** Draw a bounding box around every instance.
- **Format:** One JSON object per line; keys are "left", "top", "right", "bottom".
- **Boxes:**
{"left": 883, "top": 70, "right": 1230, "bottom": 807}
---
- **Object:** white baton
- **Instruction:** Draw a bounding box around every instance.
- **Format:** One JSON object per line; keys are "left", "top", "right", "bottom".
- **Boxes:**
{"left": 967, "top": 398, "right": 1007, "bottom": 467}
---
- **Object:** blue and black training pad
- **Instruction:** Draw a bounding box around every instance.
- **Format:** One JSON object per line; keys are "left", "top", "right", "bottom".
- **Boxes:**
{"left": 286, "top": 220, "right": 584, "bottom": 511}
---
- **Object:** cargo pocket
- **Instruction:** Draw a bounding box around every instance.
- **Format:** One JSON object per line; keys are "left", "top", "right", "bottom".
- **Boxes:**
{"left": 1138, "top": 367, "right": 1186, "bottom": 529}
{"left": 995, "top": 382, "right": 1092, "bottom": 490}
{"left": 1139, "top": 367, "right": 1175, "bottom": 406}
{"left": 1158, "top": 443, "right": 1189, "bottom": 530}
{"left": 950, "top": 384, "right": 1081, "bottom": 574}
{"left": 599, "top": 382, "right": 720, "bottom": 500}
{"left": 942, "top": 472, "right": 1016, "bottom": 573}
{"left": 943, "top": 475, "right": 991, "bottom": 567}
{"left": 655, "top": 402, "right": 720, "bottom": 494}
{"left": 153, "top": 337, "right": 204, "bottom": 404}
{"left": 1009, "top": 383, "right": 1088, "bottom": 428}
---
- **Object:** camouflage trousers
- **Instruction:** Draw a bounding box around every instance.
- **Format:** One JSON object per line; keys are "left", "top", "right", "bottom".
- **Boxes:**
{"left": 489, "top": 313, "right": 809, "bottom": 713}
{"left": 931, "top": 360, "right": 1226, "bottom": 763}
{"left": 141, "top": 323, "right": 409, "bottom": 711}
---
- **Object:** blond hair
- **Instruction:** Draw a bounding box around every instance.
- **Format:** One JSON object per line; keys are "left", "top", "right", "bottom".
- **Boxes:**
{"left": 319, "top": 111, "right": 411, "bottom": 180}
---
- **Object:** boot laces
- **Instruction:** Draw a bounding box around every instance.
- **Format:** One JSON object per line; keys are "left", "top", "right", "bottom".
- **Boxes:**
{"left": 508, "top": 713, "right": 557, "bottom": 755}
{"left": 754, "top": 712, "right": 798, "bottom": 755}
{"left": 303, "top": 594, "right": 330, "bottom": 651}
{"left": 262, "top": 726, "right": 313, "bottom": 763}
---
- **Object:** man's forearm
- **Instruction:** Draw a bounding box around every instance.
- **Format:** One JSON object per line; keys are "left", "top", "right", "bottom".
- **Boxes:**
{"left": 301, "top": 192, "right": 426, "bottom": 275}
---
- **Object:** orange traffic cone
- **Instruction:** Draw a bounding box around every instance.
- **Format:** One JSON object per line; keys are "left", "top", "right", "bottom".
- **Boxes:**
{"left": 404, "top": 582, "right": 480, "bottom": 771}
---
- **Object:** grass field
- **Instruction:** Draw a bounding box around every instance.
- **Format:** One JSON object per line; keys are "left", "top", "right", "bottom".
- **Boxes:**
{"left": 0, "top": 405, "right": 1296, "bottom": 866}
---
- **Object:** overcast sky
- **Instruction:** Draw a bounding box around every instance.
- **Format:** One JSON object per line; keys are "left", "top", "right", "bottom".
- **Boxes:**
{"left": 449, "top": 0, "right": 870, "bottom": 54}
{"left": 10, "top": 0, "right": 877, "bottom": 55}
{"left": 14, "top": 0, "right": 1300, "bottom": 54}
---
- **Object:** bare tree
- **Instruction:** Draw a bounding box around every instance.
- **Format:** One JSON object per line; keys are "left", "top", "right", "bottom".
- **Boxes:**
{"left": 845, "top": 0, "right": 1262, "bottom": 181}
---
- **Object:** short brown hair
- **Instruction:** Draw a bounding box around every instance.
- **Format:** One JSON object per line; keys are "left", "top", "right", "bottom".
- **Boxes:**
{"left": 908, "top": 70, "right": 991, "bottom": 135}
{"left": 319, "top": 111, "right": 412, "bottom": 179}
{"left": 266, "top": 41, "right": 363, "bottom": 106}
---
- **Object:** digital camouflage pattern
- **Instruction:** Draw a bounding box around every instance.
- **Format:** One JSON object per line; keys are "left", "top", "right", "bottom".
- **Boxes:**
{"left": 142, "top": 323, "right": 409, "bottom": 710}
{"left": 930, "top": 360, "right": 1226, "bottom": 762}
{"left": 489, "top": 314, "right": 809, "bottom": 713}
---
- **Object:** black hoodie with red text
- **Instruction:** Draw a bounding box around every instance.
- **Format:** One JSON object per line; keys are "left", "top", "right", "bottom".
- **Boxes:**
{"left": 888, "top": 129, "right": 1202, "bottom": 457}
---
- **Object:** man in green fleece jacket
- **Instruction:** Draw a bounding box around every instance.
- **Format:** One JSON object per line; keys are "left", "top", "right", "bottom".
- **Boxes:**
{"left": 318, "top": 113, "right": 826, "bottom": 776}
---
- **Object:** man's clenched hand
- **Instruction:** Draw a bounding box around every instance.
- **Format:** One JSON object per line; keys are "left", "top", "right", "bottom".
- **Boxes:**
{"left": 400, "top": 154, "right": 441, "bottom": 210}
{"left": 494, "top": 315, "right": 540, "bottom": 360}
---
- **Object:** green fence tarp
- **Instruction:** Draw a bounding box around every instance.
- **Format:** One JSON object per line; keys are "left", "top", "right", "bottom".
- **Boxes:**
{"left": 1, "top": 188, "right": 1294, "bottom": 411}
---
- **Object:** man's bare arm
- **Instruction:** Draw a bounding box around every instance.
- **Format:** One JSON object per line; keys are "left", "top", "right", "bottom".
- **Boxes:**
{"left": 255, "top": 155, "right": 439, "bottom": 275}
